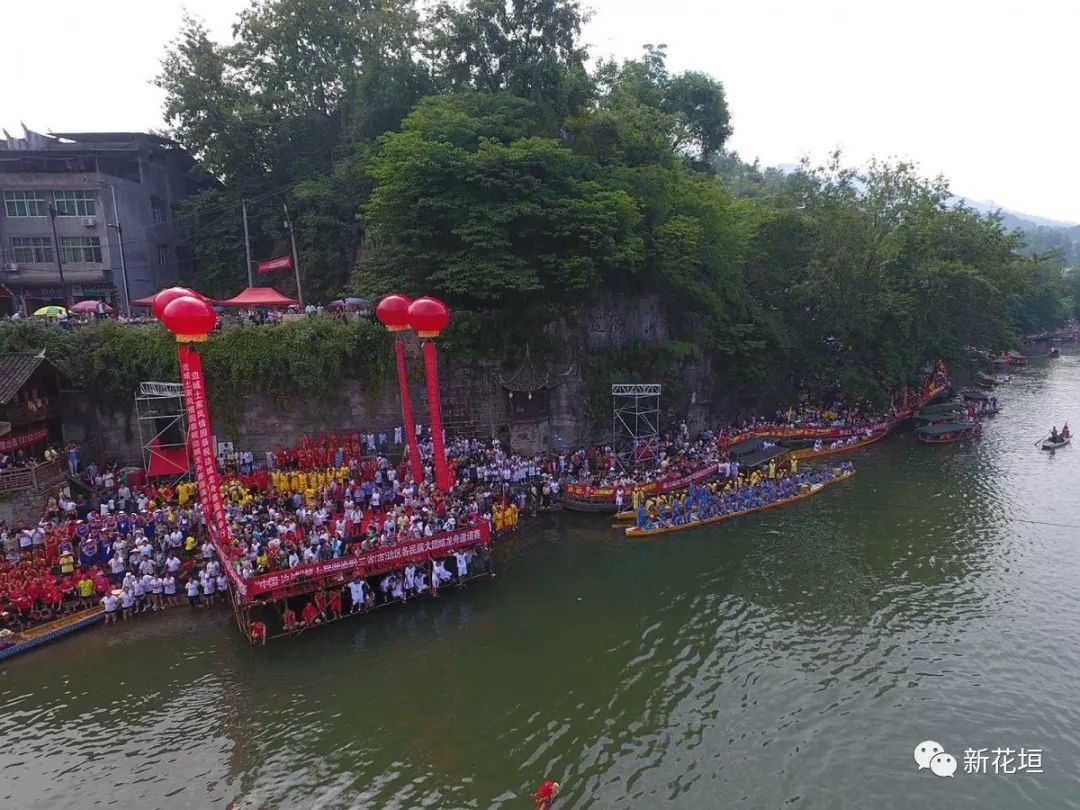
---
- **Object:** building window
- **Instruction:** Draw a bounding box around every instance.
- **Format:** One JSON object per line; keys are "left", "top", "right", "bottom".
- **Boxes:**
{"left": 3, "top": 190, "right": 48, "bottom": 218}
{"left": 151, "top": 199, "right": 166, "bottom": 224}
{"left": 53, "top": 189, "right": 96, "bottom": 217}
{"left": 10, "top": 237, "right": 55, "bottom": 263}
{"left": 60, "top": 236, "right": 102, "bottom": 263}
{"left": 157, "top": 245, "right": 169, "bottom": 267}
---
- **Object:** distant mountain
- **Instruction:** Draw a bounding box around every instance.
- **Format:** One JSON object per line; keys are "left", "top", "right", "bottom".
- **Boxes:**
{"left": 952, "top": 198, "right": 1077, "bottom": 230}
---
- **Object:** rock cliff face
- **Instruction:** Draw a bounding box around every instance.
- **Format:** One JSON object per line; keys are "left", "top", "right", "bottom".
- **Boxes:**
{"left": 67, "top": 296, "right": 716, "bottom": 463}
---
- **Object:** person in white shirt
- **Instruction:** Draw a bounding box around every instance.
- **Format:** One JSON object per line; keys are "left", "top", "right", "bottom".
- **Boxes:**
{"left": 185, "top": 577, "right": 201, "bottom": 607}
{"left": 117, "top": 587, "right": 134, "bottom": 621}
{"left": 390, "top": 575, "right": 405, "bottom": 602}
{"left": 150, "top": 575, "right": 164, "bottom": 611}
{"left": 201, "top": 541, "right": 215, "bottom": 561}
{"left": 163, "top": 574, "right": 177, "bottom": 605}
{"left": 348, "top": 579, "right": 365, "bottom": 613}
{"left": 404, "top": 564, "right": 416, "bottom": 592}
{"left": 101, "top": 593, "right": 119, "bottom": 624}
{"left": 202, "top": 571, "right": 217, "bottom": 605}
{"left": 131, "top": 576, "right": 146, "bottom": 612}
{"left": 454, "top": 550, "right": 469, "bottom": 582}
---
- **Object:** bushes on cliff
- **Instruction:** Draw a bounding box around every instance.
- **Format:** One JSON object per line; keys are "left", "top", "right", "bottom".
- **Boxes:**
{"left": 0, "top": 318, "right": 391, "bottom": 411}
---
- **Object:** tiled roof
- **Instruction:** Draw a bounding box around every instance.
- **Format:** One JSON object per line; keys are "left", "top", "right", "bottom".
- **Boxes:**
{"left": 0, "top": 352, "right": 50, "bottom": 405}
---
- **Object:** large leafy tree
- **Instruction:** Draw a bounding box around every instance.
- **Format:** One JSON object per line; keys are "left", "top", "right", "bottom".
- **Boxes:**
{"left": 157, "top": 0, "right": 427, "bottom": 299}
{"left": 360, "top": 93, "right": 642, "bottom": 307}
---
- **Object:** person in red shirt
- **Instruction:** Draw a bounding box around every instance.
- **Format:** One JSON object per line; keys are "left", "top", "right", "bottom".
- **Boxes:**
{"left": 300, "top": 600, "right": 318, "bottom": 627}
{"left": 329, "top": 590, "right": 342, "bottom": 619}
{"left": 92, "top": 571, "right": 109, "bottom": 596}
{"left": 249, "top": 621, "right": 267, "bottom": 645}
{"left": 283, "top": 607, "right": 299, "bottom": 632}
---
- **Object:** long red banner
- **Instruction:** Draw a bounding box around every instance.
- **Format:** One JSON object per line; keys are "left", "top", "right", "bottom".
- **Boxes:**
{"left": 0, "top": 425, "right": 48, "bottom": 453}
{"left": 241, "top": 522, "right": 491, "bottom": 602}
{"left": 177, "top": 345, "right": 247, "bottom": 597}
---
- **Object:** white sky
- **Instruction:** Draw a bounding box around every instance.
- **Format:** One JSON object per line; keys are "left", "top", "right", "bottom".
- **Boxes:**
{"left": 1, "top": 0, "right": 1075, "bottom": 221}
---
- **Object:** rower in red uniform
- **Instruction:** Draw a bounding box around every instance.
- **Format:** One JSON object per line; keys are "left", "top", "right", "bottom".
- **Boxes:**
{"left": 531, "top": 780, "right": 561, "bottom": 809}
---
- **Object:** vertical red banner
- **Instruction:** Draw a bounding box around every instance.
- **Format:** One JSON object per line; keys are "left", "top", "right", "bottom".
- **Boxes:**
{"left": 421, "top": 340, "right": 450, "bottom": 490}
{"left": 178, "top": 345, "right": 235, "bottom": 573}
{"left": 395, "top": 339, "right": 424, "bottom": 484}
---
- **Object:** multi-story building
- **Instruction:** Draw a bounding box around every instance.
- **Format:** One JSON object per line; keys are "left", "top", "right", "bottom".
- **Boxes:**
{"left": 0, "top": 126, "right": 210, "bottom": 314}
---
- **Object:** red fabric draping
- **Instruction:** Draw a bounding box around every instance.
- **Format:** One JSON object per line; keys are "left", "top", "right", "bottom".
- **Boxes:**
{"left": 395, "top": 339, "right": 423, "bottom": 484}
{"left": 421, "top": 340, "right": 449, "bottom": 490}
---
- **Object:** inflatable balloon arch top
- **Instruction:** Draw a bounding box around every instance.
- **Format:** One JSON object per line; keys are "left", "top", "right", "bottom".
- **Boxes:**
{"left": 374, "top": 294, "right": 452, "bottom": 491}
{"left": 147, "top": 289, "right": 454, "bottom": 559}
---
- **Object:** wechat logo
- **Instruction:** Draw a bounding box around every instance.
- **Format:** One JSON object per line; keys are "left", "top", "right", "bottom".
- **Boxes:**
{"left": 915, "top": 741, "right": 957, "bottom": 777}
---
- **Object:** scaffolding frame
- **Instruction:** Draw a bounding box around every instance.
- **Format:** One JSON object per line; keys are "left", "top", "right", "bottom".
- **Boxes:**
{"left": 135, "top": 381, "right": 190, "bottom": 485}
{"left": 612, "top": 383, "right": 661, "bottom": 473}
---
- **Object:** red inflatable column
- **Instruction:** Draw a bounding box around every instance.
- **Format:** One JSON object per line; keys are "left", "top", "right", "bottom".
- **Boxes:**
{"left": 376, "top": 294, "right": 424, "bottom": 484}
{"left": 421, "top": 341, "right": 449, "bottom": 489}
{"left": 409, "top": 297, "right": 451, "bottom": 491}
{"left": 394, "top": 339, "right": 423, "bottom": 483}
{"left": 157, "top": 294, "right": 245, "bottom": 598}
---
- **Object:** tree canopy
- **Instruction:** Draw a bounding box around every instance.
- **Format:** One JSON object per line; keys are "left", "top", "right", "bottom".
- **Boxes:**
{"left": 158, "top": 0, "right": 1068, "bottom": 410}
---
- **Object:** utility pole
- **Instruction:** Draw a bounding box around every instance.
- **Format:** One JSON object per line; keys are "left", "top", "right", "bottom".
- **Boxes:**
{"left": 107, "top": 184, "right": 131, "bottom": 316}
{"left": 47, "top": 205, "right": 72, "bottom": 309}
{"left": 242, "top": 199, "right": 253, "bottom": 287}
{"left": 282, "top": 201, "right": 304, "bottom": 308}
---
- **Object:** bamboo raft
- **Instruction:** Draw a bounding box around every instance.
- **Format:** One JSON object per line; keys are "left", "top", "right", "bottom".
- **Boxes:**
{"left": 623, "top": 470, "right": 855, "bottom": 538}
{"left": 0, "top": 607, "right": 104, "bottom": 661}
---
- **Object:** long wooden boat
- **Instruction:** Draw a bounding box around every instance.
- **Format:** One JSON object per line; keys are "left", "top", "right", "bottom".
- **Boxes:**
{"left": 0, "top": 607, "right": 104, "bottom": 661}
{"left": 918, "top": 400, "right": 965, "bottom": 416}
{"left": 623, "top": 470, "right": 855, "bottom": 538}
{"left": 563, "top": 462, "right": 721, "bottom": 513}
{"left": 916, "top": 420, "right": 979, "bottom": 444}
{"left": 790, "top": 430, "right": 886, "bottom": 459}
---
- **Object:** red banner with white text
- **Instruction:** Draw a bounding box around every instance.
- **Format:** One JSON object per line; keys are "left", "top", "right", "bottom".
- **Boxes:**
{"left": 257, "top": 255, "right": 292, "bottom": 273}
{"left": 242, "top": 522, "right": 491, "bottom": 602}
{"left": 0, "top": 425, "right": 48, "bottom": 453}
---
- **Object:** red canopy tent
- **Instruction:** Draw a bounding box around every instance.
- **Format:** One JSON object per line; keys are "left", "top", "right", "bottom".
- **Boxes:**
{"left": 219, "top": 286, "right": 298, "bottom": 308}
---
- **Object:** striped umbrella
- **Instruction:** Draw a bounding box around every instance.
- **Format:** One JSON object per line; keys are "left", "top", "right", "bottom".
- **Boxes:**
{"left": 32, "top": 306, "right": 68, "bottom": 318}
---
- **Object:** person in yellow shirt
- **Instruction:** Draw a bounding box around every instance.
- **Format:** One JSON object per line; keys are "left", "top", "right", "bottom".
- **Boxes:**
{"left": 790, "top": 457, "right": 798, "bottom": 475}
{"left": 184, "top": 535, "right": 196, "bottom": 555}
{"left": 508, "top": 503, "right": 518, "bottom": 529}
{"left": 493, "top": 507, "right": 504, "bottom": 533}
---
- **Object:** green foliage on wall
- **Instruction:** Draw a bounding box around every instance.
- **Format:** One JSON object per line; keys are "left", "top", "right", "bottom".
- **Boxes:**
{"left": 0, "top": 319, "right": 392, "bottom": 416}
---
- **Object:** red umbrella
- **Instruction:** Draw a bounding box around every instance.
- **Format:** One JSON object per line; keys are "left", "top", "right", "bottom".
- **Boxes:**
{"left": 70, "top": 300, "right": 113, "bottom": 314}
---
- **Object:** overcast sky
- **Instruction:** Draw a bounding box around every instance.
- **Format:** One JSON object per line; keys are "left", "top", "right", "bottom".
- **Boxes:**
{"left": 1, "top": 0, "right": 1075, "bottom": 221}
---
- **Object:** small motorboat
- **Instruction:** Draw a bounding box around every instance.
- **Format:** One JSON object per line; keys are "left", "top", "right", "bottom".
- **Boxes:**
{"left": 1048, "top": 347, "right": 1060, "bottom": 358}
{"left": 1042, "top": 435, "right": 1070, "bottom": 451}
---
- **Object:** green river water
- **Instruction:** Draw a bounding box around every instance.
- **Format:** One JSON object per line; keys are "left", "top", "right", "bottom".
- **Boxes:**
{"left": 4, "top": 353, "right": 1080, "bottom": 809}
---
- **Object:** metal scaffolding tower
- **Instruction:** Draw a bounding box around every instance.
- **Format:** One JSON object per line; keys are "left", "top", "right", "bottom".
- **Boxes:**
{"left": 135, "top": 381, "right": 190, "bottom": 484}
{"left": 612, "top": 383, "right": 661, "bottom": 473}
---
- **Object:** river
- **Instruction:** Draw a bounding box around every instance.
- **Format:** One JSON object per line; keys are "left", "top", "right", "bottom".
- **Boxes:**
{"left": 4, "top": 353, "right": 1080, "bottom": 809}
